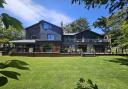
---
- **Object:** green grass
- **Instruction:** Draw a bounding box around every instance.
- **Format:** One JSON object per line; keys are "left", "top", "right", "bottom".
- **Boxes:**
{"left": 0, "top": 56, "right": 128, "bottom": 89}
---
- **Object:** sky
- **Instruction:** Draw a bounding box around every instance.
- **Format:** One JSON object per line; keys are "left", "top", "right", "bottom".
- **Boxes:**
{"left": 2, "top": 0, "right": 110, "bottom": 34}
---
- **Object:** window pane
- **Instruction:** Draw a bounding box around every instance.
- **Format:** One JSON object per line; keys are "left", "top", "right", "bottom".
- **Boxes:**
{"left": 47, "top": 34, "right": 55, "bottom": 40}
{"left": 44, "top": 23, "right": 50, "bottom": 30}
{"left": 31, "top": 35, "right": 37, "bottom": 39}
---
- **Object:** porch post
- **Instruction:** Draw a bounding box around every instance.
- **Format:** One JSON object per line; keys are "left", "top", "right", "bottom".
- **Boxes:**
{"left": 87, "top": 44, "right": 93, "bottom": 53}
{"left": 75, "top": 44, "right": 78, "bottom": 53}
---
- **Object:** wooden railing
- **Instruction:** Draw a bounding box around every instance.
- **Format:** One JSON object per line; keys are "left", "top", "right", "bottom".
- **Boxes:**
{"left": 75, "top": 39, "right": 111, "bottom": 43}
{"left": 12, "top": 47, "right": 60, "bottom": 53}
{"left": 63, "top": 39, "right": 111, "bottom": 43}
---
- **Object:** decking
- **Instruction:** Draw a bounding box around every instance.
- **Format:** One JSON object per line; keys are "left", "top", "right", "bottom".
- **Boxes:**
{"left": 10, "top": 52, "right": 128, "bottom": 57}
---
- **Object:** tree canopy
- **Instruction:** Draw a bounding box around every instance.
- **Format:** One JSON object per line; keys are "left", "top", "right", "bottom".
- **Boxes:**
{"left": 0, "top": 1, "right": 28, "bottom": 87}
{"left": 72, "top": 0, "right": 128, "bottom": 13}
{"left": 93, "top": 16, "right": 109, "bottom": 34}
{"left": 0, "top": 26, "right": 24, "bottom": 43}
{"left": 63, "top": 18, "right": 90, "bottom": 33}
{"left": 0, "top": 0, "right": 23, "bottom": 30}
{"left": 0, "top": 0, "right": 24, "bottom": 43}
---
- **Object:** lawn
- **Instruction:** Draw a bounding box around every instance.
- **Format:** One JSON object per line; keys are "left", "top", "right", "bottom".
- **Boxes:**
{"left": 0, "top": 56, "right": 128, "bottom": 89}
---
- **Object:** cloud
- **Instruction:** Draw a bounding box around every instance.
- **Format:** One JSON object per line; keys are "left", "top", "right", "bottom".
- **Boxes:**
{"left": 4, "top": 0, "right": 73, "bottom": 26}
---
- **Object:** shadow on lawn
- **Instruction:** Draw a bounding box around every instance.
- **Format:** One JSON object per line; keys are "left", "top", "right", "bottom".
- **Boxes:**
{"left": 108, "top": 57, "right": 128, "bottom": 66}
{"left": 0, "top": 60, "right": 29, "bottom": 87}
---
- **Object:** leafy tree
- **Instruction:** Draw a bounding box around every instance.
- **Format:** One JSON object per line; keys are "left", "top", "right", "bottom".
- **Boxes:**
{"left": 0, "top": 1, "right": 29, "bottom": 87}
{"left": 75, "top": 78, "right": 98, "bottom": 89}
{"left": 0, "top": 27, "right": 24, "bottom": 42}
{"left": 72, "top": 0, "right": 128, "bottom": 13}
{"left": 93, "top": 16, "right": 109, "bottom": 34}
{"left": 117, "top": 21, "right": 128, "bottom": 47}
{"left": 0, "top": 0, "right": 23, "bottom": 30}
{"left": 64, "top": 18, "right": 90, "bottom": 33}
{"left": 0, "top": 0, "right": 24, "bottom": 46}
{"left": 108, "top": 20, "right": 128, "bottom": 54}
{"left": 0, "top": 0, "right": 24, "bottom": 49}
{"left": 108, "top": 8, "right": 128, "bottom": 46}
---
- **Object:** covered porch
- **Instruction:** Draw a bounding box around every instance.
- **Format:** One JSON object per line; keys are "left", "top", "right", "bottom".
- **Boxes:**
{"left": 61, "top": 43, "right": 110, "bottom": 54}
{"left": 10, "top": 40, "right": 61, "bottom": 53}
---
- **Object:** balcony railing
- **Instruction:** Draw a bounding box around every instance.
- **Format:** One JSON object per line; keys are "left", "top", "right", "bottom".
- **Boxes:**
{"left": 75, "top": 39, "right": 110, "bottom": 43}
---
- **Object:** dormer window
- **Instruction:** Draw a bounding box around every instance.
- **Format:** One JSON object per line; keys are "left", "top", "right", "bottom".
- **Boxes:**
{"left": 43, "top": 23, "right": 51, "bottom": 30}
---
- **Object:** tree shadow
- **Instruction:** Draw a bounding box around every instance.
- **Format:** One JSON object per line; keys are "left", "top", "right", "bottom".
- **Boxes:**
{"left": 108, "top": 57, "right": 128, "bottom": 66}
{"left": 0, "top": 60, "right": 29, "bottom": 87}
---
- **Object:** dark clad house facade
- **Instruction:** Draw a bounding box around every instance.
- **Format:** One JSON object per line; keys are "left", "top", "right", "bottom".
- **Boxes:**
{"left": 10, "top": 20, "right": 110, "bottom": 54}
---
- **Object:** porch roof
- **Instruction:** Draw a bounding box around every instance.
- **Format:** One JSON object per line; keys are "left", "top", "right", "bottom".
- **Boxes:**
{"left": 63, "top": 33, "right": 77, "bottom": 35}
{"left": 10, "top": 40, "right": 36, "bottom": 43}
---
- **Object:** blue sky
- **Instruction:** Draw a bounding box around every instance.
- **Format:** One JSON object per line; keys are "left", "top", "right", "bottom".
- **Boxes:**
{"left": 3, "top": 0, "right": 110, "bottom": 34}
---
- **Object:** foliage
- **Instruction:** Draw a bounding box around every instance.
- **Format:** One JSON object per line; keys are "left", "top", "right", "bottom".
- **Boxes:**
{"left": 0, "top": 0, "right": 6, "bottom": 8}
{"left": 93, "top": 7, "right": 127, "bottom": 34}
{"left": 118, "top": 21, "right": 128, "bottom": 47}
{"left": 75, "top": 78, "right": 98, "bottom": 89}
{"left": 108, "top": 8, "right": 128, "bottom": 47}
{"left": 93, "top": 7, "right": 128, "bottom": 49}
{"left": 0, "top": 60, "right": 29, "bottom": 87}
{"left": 1, "top": 13, "right": 23, "bottom": 30}
{"left": 93, "top": 16, "right": 109, "bottom": 34}
{"left": 0, "top": 1, "right": 28, "bottom": 87}
{"left": 0, "top": 0, "right": 23, "bottom": 30}
{"left": 0, "top": 38, "right": 9, "bottom": 43}
{"left": 72, "top": 0, "right": 128, "bottom": 13}
{"left": 63, "top": 18, "right": 90, "bottom": 33}
{"left": 0, "top": 26, "right": 24, "bottom": 43}
{"left": 0, "top": 0, "right": 24, "bottom": 44}
{"left": 44, "top": 44, "right": 53, "bottom": 49}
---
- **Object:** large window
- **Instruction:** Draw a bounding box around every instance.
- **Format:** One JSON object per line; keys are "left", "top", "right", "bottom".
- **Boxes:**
{"left": 43, "top": 23, "right": 51, "bottom": 30}
{"left": 47, "top": 34, "right": 55, "bottom": 40}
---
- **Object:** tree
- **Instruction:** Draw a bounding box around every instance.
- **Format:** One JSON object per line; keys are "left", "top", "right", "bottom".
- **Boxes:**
{"left": 117, "top": 21, "right": 128, "bottom": 47}
{"left": 0, "top": 0, "right": 24, "bottom": 50}
{"left": 0, "top": 0, "right": 23, "bottom": 30}
{"left": 63, "top": 18, "right": 90, "bottom": 33}
{"left": 0, "top": 27, "right": 24, "bottom": 42}
{"left": 107, "top": 8, "right": 128, "bottom": 46}
{"left": 0, "top": 1, "right": 29, "bottom": 87}
{"left": 93, "top": 16, "right": 109, "bottom": 34}
{"left": 72, "top": 0, "right": 128, "bottom": 13}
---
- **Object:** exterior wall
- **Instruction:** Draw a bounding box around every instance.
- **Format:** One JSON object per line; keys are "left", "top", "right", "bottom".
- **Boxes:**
{"left": 62, "top": 35, "right": 75, "bottom": 44}
{"left": 26, "top": 24, "right": 41, "bottom": 39}
{"left": 25, "top": 21, "right": 63, "bottom": 41}
{"left": 62, "top": 30, "right": 109, "bottom": 53}
{"left": 40, "top": 22, "right": 62, "bottom": 41}
{"left": 76, "top": 30, "right": 103, "bottom": 39}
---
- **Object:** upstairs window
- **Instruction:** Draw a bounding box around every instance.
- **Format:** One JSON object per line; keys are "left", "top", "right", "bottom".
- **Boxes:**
{"left": 31, "top": 35, "right": 37, "bottom": 39}
{"left": 47, "top": 34, "right": 55, "bottom": 40}
{"left": 43, "top": 23, "right": 51, "bottom": 30}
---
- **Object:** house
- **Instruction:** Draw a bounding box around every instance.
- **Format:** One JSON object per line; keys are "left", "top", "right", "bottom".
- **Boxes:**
{"left": 10, "top": 20, "right": 110, "bottom": 54}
